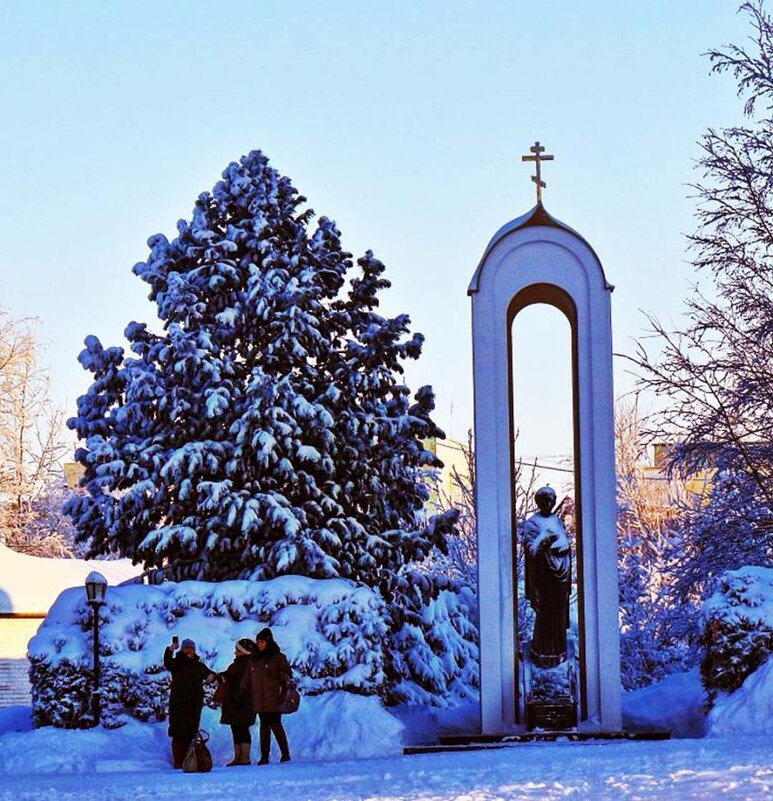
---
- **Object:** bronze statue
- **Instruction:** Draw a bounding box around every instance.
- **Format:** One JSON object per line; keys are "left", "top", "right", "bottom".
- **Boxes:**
{"left": 523, "top": 486, "right": 571, "bottom": 668}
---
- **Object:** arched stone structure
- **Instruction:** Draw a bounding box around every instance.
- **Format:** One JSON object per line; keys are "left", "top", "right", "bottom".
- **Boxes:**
{"left": 469, "top": 203, "right": 621, "bottom": 734}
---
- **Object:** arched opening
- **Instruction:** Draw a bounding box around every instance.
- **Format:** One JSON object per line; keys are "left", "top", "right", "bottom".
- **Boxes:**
{"left": 508, "top": 284, "right": 585, "bottom": 727}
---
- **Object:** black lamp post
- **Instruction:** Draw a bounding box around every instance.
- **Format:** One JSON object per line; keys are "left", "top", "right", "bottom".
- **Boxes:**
{"left": 84, "top": 571, "right": 107, "bottom": 727}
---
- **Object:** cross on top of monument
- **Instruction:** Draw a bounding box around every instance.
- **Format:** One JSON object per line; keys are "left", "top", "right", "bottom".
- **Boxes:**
{"left": 521, "top": 141, "right": 554, "bottom": 204}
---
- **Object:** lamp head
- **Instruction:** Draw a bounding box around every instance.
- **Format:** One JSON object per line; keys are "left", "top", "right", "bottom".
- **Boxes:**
{"left": 84, "top": 571, "right": 108, "bottom": 605}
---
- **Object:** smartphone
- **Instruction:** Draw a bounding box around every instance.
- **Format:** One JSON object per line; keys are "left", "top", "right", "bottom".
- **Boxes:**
{"left": 172, "top": 635, "right": 179, "bottom": 646}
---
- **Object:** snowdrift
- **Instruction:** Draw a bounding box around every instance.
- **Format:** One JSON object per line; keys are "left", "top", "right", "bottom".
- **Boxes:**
{"left": 622, "top": 669, "right": 706, "bottom": 738}
{"left": 707, "top": 658, "right": 773, "bottom": 736}
{"left": 0, "top": 694, "right": 403, "bottom": 773}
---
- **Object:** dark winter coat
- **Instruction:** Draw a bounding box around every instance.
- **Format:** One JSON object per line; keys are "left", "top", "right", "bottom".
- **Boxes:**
{"left": 164, "top": 647, "right": 215, "bottom": 739}
{"left": 241, "top": 642, "right": 292, "bottom": 714}
{"left": 219, "top": 654, "right": 257, "bottom": 727}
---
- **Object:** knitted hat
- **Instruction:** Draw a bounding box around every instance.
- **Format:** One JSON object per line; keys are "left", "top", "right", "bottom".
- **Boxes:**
{"left": 255, "top": 627, "right": 274, "bottom": 643}
{"left": 181, "top": 638, "right": 196, "bottom": 651}
{"left": 235, "top": 638, "right": 255, "bottom": 656}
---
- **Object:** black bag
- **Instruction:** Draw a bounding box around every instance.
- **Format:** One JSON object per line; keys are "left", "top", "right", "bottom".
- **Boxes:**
{"left": 279, "top": 683, "right": 300, "bottom": 715}
{"left": 182, "top": 730, "right": 213, "bottom": 773}
{"left": 212, "top": 680, "right": 226, "bottom": 707}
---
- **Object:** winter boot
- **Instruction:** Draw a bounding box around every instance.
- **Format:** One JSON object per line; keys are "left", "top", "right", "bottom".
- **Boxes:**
{"left": 226, "top": 745, "right": 241, "bottom": 767}
{"left": 228, "top": 743, "right": 251, "bottom": 766}
{"left": 171, "top": 737, "right": 189, "bottom": 769}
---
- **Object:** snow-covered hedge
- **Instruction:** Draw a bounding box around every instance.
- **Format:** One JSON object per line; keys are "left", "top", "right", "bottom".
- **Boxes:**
{"left": 28, "top": 575, "right": 478, "bottom": 728}
{"left": 706, "top": 658, "right": 773, "bottom": 736}
{"left": 29, "top": 576, "right": 387, "bottom": 728}
{"left": 386, "top": 584, "right": 478, "bottom": 706}
{"left": 700, "top": 566, "right": 773, "bottom": 700}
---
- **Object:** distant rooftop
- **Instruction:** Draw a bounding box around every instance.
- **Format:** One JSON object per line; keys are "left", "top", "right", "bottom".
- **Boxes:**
{"left": 0, "top": 545, "right": 139, "bottom": 614}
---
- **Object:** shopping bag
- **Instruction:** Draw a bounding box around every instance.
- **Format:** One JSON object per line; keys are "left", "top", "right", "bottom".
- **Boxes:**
{"left": 182, "top": 729, "right": 213, "bottom": 773}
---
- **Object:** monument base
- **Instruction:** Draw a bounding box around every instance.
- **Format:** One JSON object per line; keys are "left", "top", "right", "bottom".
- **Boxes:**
{"left": 403, "top": 728, "right": 670, "bottom": 755}
{"left": 525, "top": 700, "right": 577, "bottom": 731}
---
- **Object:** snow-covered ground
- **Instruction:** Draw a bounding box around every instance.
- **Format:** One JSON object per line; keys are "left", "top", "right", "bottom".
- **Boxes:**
{"left": 1, "top": 697, "right": 772, "bottom": 800}
{"left": 0, "top": 725, "right": 770, "bottom": 800}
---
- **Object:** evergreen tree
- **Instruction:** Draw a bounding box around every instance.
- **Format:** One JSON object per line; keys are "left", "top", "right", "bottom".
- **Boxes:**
{"left": 66, "top": 150, "right": 457, "bottom": 588}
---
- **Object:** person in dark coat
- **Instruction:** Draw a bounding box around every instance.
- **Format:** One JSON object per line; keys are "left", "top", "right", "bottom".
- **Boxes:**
{"left": 241, "top": 627, "right": 292, "bottom": 764}
{"left": 164, "top": 637, "right": 217, "bottom": 768}
{"left": 220, "top": 637, "right": 257, "bottom": 766}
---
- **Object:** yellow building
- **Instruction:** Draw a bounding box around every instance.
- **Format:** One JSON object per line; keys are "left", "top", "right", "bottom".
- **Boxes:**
{"left": 63, "top": 462, "right": 85, "bottom": 490}
{"left": 0, "top": 546, "right": 138, "bottom": 708}
{"left": 423, "top": 436, "right": 471, "bottom": 510}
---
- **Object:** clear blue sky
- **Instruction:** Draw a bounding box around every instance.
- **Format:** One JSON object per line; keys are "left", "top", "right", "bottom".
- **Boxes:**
{"left": 0, "top": 1, "right": 750, "bottom": 465}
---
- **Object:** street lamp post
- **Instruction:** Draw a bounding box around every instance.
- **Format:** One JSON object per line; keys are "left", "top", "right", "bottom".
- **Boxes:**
{"left": 84, "top": 571, "right": 107, "bottom": 727}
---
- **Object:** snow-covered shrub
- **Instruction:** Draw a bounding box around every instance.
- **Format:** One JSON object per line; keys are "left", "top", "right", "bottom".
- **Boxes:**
{"left": 28, "top": 577, "right": 387, "bottom": 729}
{"left": 385, "top": 578, "right": 478, "bottom": 706}
{"left": 700, "top": 566, "right": 773, "bottom": 701}
{"left": 706, "top": 658, "right": 773, "bottom": 736}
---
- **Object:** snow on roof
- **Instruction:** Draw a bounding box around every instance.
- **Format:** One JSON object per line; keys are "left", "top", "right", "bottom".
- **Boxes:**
{"left": 0, "top": 546, "right": 140, "bottom": 614}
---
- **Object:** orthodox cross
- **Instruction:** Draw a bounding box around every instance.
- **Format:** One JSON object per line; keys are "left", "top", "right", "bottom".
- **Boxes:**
{"left": 521, "top": 141, "right": 554, "bottom": 204}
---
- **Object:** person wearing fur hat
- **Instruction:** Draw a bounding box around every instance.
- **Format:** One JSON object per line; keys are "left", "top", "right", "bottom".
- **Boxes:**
{"left": 241, "top": 627, "right": 292, "bottom": 764}
{"left": 164, "top": 637, "right": 217, "bottom": 768}
{"left": 219, "top": 638, "right": 257, "bottom": 766}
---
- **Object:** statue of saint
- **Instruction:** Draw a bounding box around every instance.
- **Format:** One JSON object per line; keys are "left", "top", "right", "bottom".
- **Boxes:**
{"left": 523, "top": 486, "right": 571, "bottom": 668}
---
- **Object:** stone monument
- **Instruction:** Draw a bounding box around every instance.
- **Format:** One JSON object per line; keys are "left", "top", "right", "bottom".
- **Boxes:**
{"left": 469, "top": 142, "right": 621, "bottom": 734}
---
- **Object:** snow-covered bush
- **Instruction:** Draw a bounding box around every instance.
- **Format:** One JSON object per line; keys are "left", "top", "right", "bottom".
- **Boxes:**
{"left": 386, "top": 577, "right": 478, "bottom": 706}
{"left": 28, "top": 577, "right": 387, "bottom": 729}
{"left": 28, "top": 576, "right": 478, "bottom": 729}
{"left": 700, "top": 566, "right": 773, "bottom": 701}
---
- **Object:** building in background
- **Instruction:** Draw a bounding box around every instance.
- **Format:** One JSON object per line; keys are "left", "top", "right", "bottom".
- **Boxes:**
{"left": 0, "top": 547, "right": 138, "bottom": 708}
{"left": 424, "top": 436, "right": 470, "bottom": 510}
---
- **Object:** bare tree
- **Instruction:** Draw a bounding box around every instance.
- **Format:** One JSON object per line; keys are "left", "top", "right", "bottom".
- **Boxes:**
{"left": 0, "top": 307, "right": 74, "bottom": 556}
{"left": 615, "top": 398, "right": 697, "bottom": 687}
{"left": 615, "top": 399, "right": 690, "bottom": 579}
{"left": 627, "top": 1, "right": 773, "bottom": 508}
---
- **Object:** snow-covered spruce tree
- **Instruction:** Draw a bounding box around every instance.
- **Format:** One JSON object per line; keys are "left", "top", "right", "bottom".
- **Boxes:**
{"left": 700, "top": 566, "right": 773, "bottom": 701}
{"left": 629, "top": 1, "right": 773, "bottom": 604}
{"left": 65, "top": 150, "right": 471, "bottom": 700}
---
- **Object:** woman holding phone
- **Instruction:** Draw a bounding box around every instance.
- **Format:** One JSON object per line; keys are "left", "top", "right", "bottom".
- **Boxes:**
{"left": 164, "top": 636, "right": 217, "bottom": 768}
